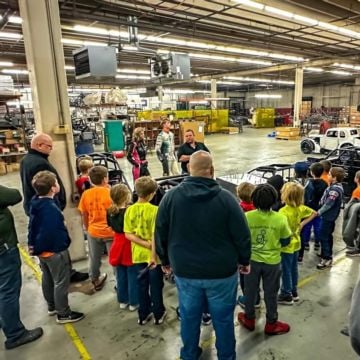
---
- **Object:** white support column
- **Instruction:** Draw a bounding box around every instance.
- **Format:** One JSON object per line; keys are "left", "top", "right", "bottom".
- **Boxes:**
{"left": 293, "top": 67, "right": 304, "bottom": 127}
{"left": 19, "top": 0, "right": 86, "bottom": 260}
{"left": 211, "top": 79, "right": 217, "bottom": 109}
{"left": 157, "top": 86, "right": 163, "bottom": 110}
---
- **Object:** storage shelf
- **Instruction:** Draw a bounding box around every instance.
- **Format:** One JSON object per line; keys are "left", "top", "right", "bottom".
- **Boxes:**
{"left": 0, "top": 152, "right": 27, "bottom": 157}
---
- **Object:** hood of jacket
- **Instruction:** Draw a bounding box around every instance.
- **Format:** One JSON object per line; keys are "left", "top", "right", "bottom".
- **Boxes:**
{"left": 29, "top": 196, "right": 52, "bottom": 215}
{"left": 177, "top": 176, "right": 221, "bottom": 201}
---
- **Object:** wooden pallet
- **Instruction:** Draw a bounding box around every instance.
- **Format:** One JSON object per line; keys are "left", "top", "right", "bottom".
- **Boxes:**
{"left": 220, "top": 127, "right": 239, "bottom": 134}
{"left": 276, "top": 136, "right": 301, "bottom": 140}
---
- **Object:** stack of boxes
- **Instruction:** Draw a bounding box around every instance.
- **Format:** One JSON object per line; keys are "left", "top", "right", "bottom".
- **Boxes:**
{"left": 300, "top": 100, "right": 312, "bottom": 117}
{"left": 252, "top": 108, "right": 275, "bottom": 128}
{"left": 0, "top": 129, "right": 26, "bottom": 175}
{"left": 339, "top": 106, "right": 360, "bottom": 125}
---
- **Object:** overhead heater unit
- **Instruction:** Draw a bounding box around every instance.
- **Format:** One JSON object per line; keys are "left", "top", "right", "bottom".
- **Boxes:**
{"left": 150, "top": 53, "right": 191, "bottom": 80}
{"left": 73, "top": 46, "right": 117, "bottom": 80}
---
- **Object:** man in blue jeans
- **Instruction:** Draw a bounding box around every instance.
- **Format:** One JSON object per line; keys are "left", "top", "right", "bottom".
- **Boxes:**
{"left": 155, "top": 151, "right": 251, "bottom": 360}
{"left": 0, "top": 185, "right": 43, "bottom": 350}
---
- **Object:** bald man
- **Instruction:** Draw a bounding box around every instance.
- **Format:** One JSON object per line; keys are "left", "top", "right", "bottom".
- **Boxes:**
{"left": 20, "top": 134, "right": 66, "bottom": 216}
{"left": 155, "top": 150, "right": 251, "bottom": 360}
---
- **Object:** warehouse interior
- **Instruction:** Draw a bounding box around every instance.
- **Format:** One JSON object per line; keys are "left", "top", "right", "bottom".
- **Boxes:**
{"left": 1, "top": 0, "right": 360, "bottom": 359}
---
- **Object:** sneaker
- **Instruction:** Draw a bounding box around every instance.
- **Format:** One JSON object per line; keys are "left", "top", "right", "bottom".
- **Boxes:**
{"left": 201, "top": 313, "right": 212, "bottom": 326}
{"left": 48, "top": 309, "right": 57, "bottom": 316}
{"left": 129, "top": 305, "right": 139, "bottom": 312}
{"left": 314, "top": 243, "right": 320, "bottom": 251}
{"left": 346, "top": 249, "right": 360, "bottom": 257}
{"left": 154, "top": 311, "right": 167, "bottom": 325}
{"left": 304, "top": 244, "right": 310, "bottom": 251}
{"left": 138, "top": 313, "right": 153, "bottom": 325}
{"left": 119, "top": 303, "right": 128, "bottom": 309}
{"left": 56, "top": 311, "right": 85, "bottom": 324}
{"left": 5, "top": 328, "right": 43, "bottom": 350}
{"left": 340, "top": 326, "right": 350, "bottom": 337}
{"left": 317, "top": 259, "right": 332, "bottom": 270}
{"left": 238, "top": 312, "right": 255, "bottom": 331}
{"left": 237, "top": 295, "right": 261, "bottom": 309}
{"left": 264, "top": 320, "right": 290, "bottom": 335}
{"left": 298, "top": 256, "right": 303, "bottom": 264}
{"left": 292, "top": 291, "right": 300, "bottom": 302}
{"left": 277, "top": 293, "right": 294, "bottom": 305}
{"left": 92, "top": 273, "right": 107, "bottom": 291}
{"left": 176, "top": 306, "right": 181, "bottom": 321}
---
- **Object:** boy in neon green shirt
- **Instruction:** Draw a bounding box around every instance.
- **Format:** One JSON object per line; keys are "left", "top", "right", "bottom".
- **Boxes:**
{"left": 278, "top": 182, "right": 317, "bottom": 305}
{"left": 238, "top": 184, "right": 292, "bottom": 335}
{"left": 124, "top": 176, "right": 166, "bottom": 325}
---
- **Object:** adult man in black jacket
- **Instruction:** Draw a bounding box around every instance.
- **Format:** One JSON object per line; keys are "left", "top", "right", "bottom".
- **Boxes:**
{"left": 20, "top": 133, "right": 88, "bottom": 283}
{"left": 155, "top": 150, "right": 251, "bottom": 360}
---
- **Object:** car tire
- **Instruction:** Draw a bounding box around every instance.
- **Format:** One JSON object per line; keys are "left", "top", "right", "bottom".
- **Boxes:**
{"left": 301, "top": 139, "right": 315, "bottom": 154}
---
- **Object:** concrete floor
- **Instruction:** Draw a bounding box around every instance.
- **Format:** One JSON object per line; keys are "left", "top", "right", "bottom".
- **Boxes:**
{"left": 1, "top": 127, "right": 359, "bottom": 360}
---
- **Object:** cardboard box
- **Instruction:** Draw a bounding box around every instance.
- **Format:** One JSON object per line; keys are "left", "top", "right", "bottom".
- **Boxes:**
{"left": 5, "top": 164, "right": 13, "bottom": 173}
{"left": 11, "top": 163, "right": 20, "bottom": 171}
{"left": 180, "top": 121, "right": 205, "bottom": 142}
{"left": 0, "top": 162, "right": 6, "bottom": 175}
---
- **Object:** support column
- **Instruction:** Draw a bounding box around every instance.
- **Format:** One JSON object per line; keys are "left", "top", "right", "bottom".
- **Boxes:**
{"left": 211, "top": 79, "right": 217, "bottom": 109}
{"left": 157, "top": 86, "right": 163, "bottom": 110}
{"left": 293, "top": 67, "right": 304, "bottom": 127}
{"left": 19, "top": 0, "right": 86, "bottom": 260}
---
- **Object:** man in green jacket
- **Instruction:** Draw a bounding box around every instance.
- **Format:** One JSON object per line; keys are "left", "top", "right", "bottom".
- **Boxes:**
{"left": 0, "top": 185, "right": 43, "bottom": 350}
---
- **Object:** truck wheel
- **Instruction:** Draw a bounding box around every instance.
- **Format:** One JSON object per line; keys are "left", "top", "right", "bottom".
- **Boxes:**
{"left": 301, "top": 139, "right": 314, "bottom": 154}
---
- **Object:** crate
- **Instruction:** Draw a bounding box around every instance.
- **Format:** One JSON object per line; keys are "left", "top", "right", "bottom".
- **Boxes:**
{"left": 220, "top": 127, "right": 239, "bottom": 135}
{"left": 275, "top": 127, "right": 300, "bottom": 140}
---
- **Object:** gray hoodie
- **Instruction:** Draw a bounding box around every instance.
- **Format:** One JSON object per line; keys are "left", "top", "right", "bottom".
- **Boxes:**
{"left": 342, "top": 199, "right": 360, "bottom": 249}
{"left": 350, "top": 275, "right": 360, "bottom": 356}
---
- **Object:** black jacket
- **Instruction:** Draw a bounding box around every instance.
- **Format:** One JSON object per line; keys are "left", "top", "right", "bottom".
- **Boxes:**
{"left": 28, "top": 196, "right": 71, "bottom": 255}
{"left": 304, "top": 178, "right": 328, "bottom": 211}
{"left": 155, "top": 176, "right": 251, "bottom": 279}
{"left": 107, "top": 208, "right": 126, "bottom": 234}
{"left": 177, "top": 142, "right": 210, "bottom": 173}
{"left": 0, "top": 185, "right": 22, "bottom": 247}
{"left": 20, "top": 149, "right": 66, "bottom": 215}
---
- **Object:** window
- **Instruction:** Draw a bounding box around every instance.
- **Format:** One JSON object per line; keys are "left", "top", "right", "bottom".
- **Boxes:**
{"left": 340, "top": 131, "right": 346, "bottom": 138}
{"left": 326, "top": 130, "right": 338, "bottom": 138}
{"left": 350, "top": 130, "right": 358, "bottom": 136}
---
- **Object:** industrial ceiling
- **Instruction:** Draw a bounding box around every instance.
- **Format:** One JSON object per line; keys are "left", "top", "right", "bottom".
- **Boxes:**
{"left": 1, "top": 0, "right": 360, "bottom": 92}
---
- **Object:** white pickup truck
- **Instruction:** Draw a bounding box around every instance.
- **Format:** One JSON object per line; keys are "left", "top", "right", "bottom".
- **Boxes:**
{"left": 300, "top": 127, "right": 360, "bottom": 154}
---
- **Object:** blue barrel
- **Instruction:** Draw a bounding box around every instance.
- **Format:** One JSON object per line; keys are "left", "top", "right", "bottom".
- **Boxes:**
{"left": 75, "top": 141, "right": 94, "bottom": 155}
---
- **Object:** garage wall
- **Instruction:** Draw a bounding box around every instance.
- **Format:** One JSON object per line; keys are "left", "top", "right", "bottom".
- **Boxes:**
{"left": 219, "top": 83, "right": 360, "bottom": 109}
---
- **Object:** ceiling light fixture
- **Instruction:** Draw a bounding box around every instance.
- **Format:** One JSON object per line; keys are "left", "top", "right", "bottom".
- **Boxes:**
{"left": 116, "top": 74, "right": 151, "bottom": 80}
{"left": 0, "top": 31, "right": 22, "bottom": 39}
{"left": 64, "top": 65, "right": 75, "bottom": 70}
{"left": 8, "top": 16, "right": 22, "bottom": 24}
{"left": 0, "top": 61, "right": 14, "bottom": 67}
{"left": 264, "top": 6, "right": 293, "bottom": 18}
{"left": 189, "top": 53, "right": 272, "bottom": 65}
{"left": 233, "top": 0, "right": 265, "bottom": 10}
{"left": 117, "top": 69, "right": 150, "bottom": 74}
{"left": 255, "top": 94, "right": 282, "bottom": 98}
{"left": 330, "top": 70, "right": 352, "bottom": 76}
{"left": 304, "top": 67, "right": 324, "bottom": 72}
{"left": 61, "top": 38, "right": 106, "bottom": 47}
{"left": 2, "top": 69, "right": 28, "bottom": 74}
{"left": 224, "top": 76, "right": 295, "bottom": 84}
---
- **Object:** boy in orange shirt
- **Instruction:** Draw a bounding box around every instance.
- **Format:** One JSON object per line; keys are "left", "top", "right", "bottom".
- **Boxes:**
{"left": 319, "top": 160, "right": 331, "bottom": 186}
{"left": 78, "top": 166, "right": 113, "bottom": 291}
{"left": 352, "top": 171, "right": 360, "bottom": 199}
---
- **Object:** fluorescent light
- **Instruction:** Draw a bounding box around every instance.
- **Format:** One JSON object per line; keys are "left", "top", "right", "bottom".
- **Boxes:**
{"left": 64, "top": 65, "right": 75, "bottom": 70}
{"left": 304, "top": 67, "right": 324, "bottom": 72}
{"left": 0, "top": 31, "right": 22, "bottom": 39}
{"left": 61, "top": 38, "right": 106, "bottom": 47}
{"left": 255, "top": 94, "right": 282, "bottom": 99}
{"left": 318, "top": 22, "right": 339, "bottom": 31}
{"left": 2, "top": 69, "right": 28, "bottom": 74}
{"left": 116, "top": 74, "right": 150, "bottom": 80}
{"left": 205, "top": 97, "right": 230, "bottom": 101}
{"left": 117, "top": 68, "right": 150, "bottom": 74}
{"left": 0, "top": 61, "right": 13, "bottom": 67}
{"left": 224, "top": 76, "right": 295, "bottom": 84}
{"left": 234, "top": 0, "right": 265, "bottom": 10}
{"left": 189, "top": 53, "right": 272, "bottom": 65}
{"left": 293, "top": 15, "right": 318, "bottom": 26}
{"left": 265, "top": 6, "right": 293, "bottom": 18}
{"left": 73, "top": 25, "right": 111, "bottom": 36}
{"left": 8, "top": 16, "right": 22, "bottom": 24}
{"left": 338, "top": 28, "right": 360, "bottom": 38}
{"left": 330, "top": 70, "right": 352, "bottom": 76}
{"left": 332, "top": 63, "right": 358, "bottom": 70}
{"left": 121, "top": 45, "right": 138, "bottom": 51}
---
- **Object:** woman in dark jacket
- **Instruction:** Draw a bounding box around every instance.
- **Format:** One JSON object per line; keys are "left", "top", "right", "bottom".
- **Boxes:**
{"left": 127, "top": 127, "right": 149, "bottom": 182}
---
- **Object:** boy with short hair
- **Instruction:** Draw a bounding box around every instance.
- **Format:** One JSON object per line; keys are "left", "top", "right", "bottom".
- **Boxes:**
{"left": 351, "top": 170, "right": 360, "bottom": 199}
{"left": 317, "top": 166, "right": 345, "bottom": 269}
{"left": 124, "top": 176, "right": 166, "bottom": 325}
{"left": 299, "top": 162, "right": 328, "bottom": 261}
{"left": 76, "top": 157, "right": 93, "bottom": 196}
{"left": 78, "top": 166, "right": 113, "bottom": 290}
{"left": 29, "top": 171, "right": 84, "bottom": 324}
{"left": 237, "top": 182, "right": 256, "bottom": 212}
{"left": 238, "top": 184, "right": 292, "bottom": 335}
{"left": 320, "top": 160, "right": 332, "bottom": 186}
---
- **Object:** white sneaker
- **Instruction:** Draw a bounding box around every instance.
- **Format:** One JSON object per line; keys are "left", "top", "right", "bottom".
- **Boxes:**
{"left": 129, "top": 305, "right": 139, "bottom": 312}
{"left": 154, "top": 311, "right": 167, "bottom": 325}
{"left": 119, "top": 303, "right": 128, "bottom": 309}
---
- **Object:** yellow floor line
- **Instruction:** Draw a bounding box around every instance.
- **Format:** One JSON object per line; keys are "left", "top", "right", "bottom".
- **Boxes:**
{"left": 19, "top": 245, "right": 92, "bottom": 360}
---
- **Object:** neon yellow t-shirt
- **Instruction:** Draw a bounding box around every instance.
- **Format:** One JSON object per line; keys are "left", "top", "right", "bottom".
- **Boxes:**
{"left": 123, "top": 202, "right": 158, "bottom": 264}
{"left": 279, "top": 204, "right": 314, "bottom": 254}
{"left": 246, "top": 210, "right": 292, "bottom": 265}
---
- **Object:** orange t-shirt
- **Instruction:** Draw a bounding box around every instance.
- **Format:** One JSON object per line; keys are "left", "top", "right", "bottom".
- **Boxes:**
{"left": 78, "top": 186, "right": 114, "bottom": 238}
{"left": 320, "top": 173, "right": 330, "bottom": 186}
{"left": 39, "top": 251, "right": 54, "bottom": 258}
{"left": 352, "top": 186, "right": 360, "bottom": 199}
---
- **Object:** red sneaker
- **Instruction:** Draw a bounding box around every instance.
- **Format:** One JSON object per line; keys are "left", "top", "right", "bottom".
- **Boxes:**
{"left": 264, "top": 320, "right": 290, "bottom": 335}
{"left": 238, "top": 312, "right": 255, "bottom": 331}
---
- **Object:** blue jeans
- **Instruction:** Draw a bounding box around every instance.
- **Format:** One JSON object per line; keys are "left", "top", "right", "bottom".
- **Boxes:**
{"left": 0, "top": 247, "right": 26, "bottom": 343}
{"left": 116, "top": 265, "right": 139, "bottom": 306}
{"left": 175, "top": 272, "right": 237, "bottom": 360}
{"left": 318, "top": 219, "right": 336, "bottom": 260}
{"left": 281, "top": 252, "right": 298, "bottom": 295}
{"left": 302, "top": 216, "right": 322, "bottom": 245}
{"left": 136, "top": 263, "right": 165, "bottom": 321}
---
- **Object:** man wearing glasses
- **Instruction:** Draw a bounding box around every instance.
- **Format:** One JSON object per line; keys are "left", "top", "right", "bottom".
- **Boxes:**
{"left": 20, "top": 133, "right": 88, "bottom": 283}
